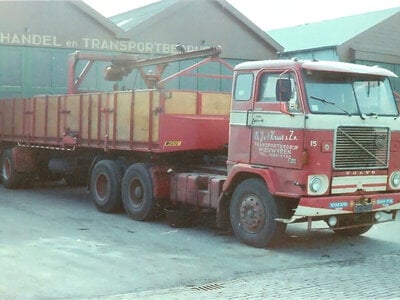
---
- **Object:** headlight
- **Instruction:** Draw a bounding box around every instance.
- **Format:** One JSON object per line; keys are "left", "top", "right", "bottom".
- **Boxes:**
{"left": 310, "top": 177, "right": 322, "bottom": 193}
{"left": 308, "top": 174, "right": 329, "bottom": 195}
{"left": 389, "top": 171, "right": 400, "bottom": 189}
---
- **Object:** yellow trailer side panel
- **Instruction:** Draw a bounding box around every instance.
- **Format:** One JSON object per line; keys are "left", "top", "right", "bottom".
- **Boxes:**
{"left": 47, "top": 96, "right": 59, "bottom": 139}
{"left": 164, "top": 91, "right": 197, "bottom": 115}
{"left": 201, "top": 93, "right": 231, "bottom": 115}
{"left": 0, "top": 89, "right": 229, "bottom": 152}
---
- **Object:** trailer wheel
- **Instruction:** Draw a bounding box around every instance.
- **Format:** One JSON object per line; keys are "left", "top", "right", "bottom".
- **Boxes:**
{"left": 1, "top": 149, "right": 24, "bottom": 189}
{"left": 90, "top": 160, "right": 123, "bottom": 213}
{"left": 121, "top": 163, "right": 159, "bottom": 221}
{"left": 230, "top": 178, "right": 284, "bottom": 248}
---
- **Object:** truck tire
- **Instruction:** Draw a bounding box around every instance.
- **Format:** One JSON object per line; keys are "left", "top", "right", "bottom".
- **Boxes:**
{"left": 230, "top": 178, "right": 284, "bottom": 248}
{"left": 121, "top": 163, "right": 159, "bottom": 221}
{"left": 1, "top": 149, "right": 24, "bottom": 189}
{"left": 90, "top": 160, "right": 122, "bottom": 213}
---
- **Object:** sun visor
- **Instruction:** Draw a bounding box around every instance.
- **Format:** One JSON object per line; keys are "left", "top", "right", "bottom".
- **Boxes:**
{"left": 302, "top": 61, "right": 398, "bottom": 78}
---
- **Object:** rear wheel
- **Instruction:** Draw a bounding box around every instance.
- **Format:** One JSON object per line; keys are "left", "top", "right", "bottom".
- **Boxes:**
{"left": 230, "top": 178, "right": 285, "bottom": 248}
{"left": 90, "top": 160, "right": 123, "bottom": 213}
{"left": 121, "top": 163, "right": 160, "bottom": 221}
{"left": 1, "top": 149, "right": 25, "bottom": 189}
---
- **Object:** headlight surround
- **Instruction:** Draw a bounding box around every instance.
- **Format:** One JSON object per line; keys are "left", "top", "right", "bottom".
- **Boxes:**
{"left": 389, "top": 171, "right": 400, "bottom": 189}
{"left": 308, "top": 174, "right": 329, "bottom": 195}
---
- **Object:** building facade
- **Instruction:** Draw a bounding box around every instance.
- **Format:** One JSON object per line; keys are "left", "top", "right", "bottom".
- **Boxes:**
{"left": 0, "top": 0, "right": 282, "bottom": 98}
{"left": 268, "top": 7, "right": 400, "bottom": 93}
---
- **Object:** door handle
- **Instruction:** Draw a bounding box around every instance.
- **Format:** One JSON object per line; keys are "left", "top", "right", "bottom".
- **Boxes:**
{"left": 246, "top": 109, "right": 251, "bottom": 127}
{"left": 252, "top": 114, "right": 263, "bottom": 123}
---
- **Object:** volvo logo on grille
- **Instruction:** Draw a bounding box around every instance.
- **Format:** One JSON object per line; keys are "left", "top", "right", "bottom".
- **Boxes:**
{"left": 375, "top": 135, "right": 386, "bottom": 149}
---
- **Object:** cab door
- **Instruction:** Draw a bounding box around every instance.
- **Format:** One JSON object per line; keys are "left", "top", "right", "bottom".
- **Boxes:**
{"left": 250, "top": 70, "right": 305, "bottom": 169}
{"left": 228, "top": 72, "right": 254, "bottom": 164}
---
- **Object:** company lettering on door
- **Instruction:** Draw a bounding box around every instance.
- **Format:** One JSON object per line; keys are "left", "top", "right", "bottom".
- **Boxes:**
{"left": 253, "top": 129, "right": 301, "bottom": 166}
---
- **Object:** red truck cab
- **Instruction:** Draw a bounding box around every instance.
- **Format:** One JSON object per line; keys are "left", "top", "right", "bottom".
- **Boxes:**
{"left": 223, "top": 59, "right": 400, "bottom": 247}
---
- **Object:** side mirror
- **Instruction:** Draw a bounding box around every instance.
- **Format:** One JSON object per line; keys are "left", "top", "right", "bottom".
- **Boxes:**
{"left": 276, "top": 78, "right": 292, "bottom": 102}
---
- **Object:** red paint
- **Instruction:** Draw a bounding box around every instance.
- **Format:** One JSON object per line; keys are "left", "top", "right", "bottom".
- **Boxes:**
{"left": 159, "top": 114, "right": 229, "bottom": 153}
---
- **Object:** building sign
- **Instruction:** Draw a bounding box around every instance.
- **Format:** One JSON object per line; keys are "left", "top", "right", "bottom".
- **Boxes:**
{"left": 0, "top": 32, "right": 207, "bottom": 54}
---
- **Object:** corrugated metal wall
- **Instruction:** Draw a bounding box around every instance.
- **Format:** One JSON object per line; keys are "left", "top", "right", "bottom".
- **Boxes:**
{"left": 0, "top": 46, "right": 239, "bottom": 99}
{"left": 0, "top": 0, "right": 286, "bottom": 99}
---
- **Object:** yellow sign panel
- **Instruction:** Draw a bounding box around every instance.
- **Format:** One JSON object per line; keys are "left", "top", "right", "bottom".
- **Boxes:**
{"left": 164, "top": 141, "right": 182, "bottom": 147}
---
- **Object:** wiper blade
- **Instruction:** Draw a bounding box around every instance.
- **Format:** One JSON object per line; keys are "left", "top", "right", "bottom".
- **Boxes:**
{"left": 310, "top": 96, "right": 352, "bottom": 116}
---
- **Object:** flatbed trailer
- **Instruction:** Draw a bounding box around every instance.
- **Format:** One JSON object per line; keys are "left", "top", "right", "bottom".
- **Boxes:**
{"left": 0, "top": 90, "right": 230, "bottom": 153}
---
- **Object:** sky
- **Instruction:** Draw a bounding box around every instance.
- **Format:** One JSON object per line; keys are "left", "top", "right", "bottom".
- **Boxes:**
{"left": 83, "top": 0, "right": 400, "bottom": 30}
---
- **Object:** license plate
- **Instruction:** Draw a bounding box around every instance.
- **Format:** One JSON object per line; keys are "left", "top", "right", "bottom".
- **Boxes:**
{"left": 354, "top": 199, "right": 373, "bottom": 213}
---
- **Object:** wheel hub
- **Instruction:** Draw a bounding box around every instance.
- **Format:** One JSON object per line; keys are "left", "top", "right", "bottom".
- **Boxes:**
{"left": 129, "top": 179, "right": 144, "bottom": 207}
{"left": 95, "top": 173, "right": 109, "bottom": 202}
{"left": 134, "top": 186, "right": 143, "bottom": 198}
{"left": 240, "top": 196, "right": 266, "bottom": 233}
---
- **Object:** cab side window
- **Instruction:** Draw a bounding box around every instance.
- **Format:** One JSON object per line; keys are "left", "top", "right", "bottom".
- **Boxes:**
{"left": 234, "top": 73, "right": 253, "bottom": 101}
{"left": 257, "top": 72, "right": 300, "bottom": 112}
{"left": 258, "top": 73, "right": 280, "bottom": 102}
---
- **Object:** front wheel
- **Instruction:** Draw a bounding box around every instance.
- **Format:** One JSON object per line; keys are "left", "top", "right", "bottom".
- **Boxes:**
{"left": 230, "top": 178, "right": 285, "bottom": 248}
{"left": 121, "top": 163, "right": 160, "bottom": 221}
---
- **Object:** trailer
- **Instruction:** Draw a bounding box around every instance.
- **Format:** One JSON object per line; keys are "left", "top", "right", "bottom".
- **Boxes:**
{"left": 1, "top": 48, "right": 400, "bottom": 248}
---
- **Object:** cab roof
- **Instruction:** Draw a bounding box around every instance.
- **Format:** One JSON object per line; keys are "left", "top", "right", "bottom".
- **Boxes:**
{"left": 235, "top": 59, "right": 398, "bottom": 78}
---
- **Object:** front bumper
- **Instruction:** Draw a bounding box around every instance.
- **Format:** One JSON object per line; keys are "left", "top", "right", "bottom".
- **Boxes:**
{"left": 281, "top": 192, "right": 400, "bottom": 225}
{"left": 296, "top": 192, "right": 400, "bottom": 216}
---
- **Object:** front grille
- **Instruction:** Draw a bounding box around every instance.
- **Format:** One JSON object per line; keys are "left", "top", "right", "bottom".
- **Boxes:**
{"left": 334, "top": 126, "right": 389, "bottom": 170}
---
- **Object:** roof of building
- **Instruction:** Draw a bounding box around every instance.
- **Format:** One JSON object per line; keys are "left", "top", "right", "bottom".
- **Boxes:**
{"left": 110, "top": 0, "right": 179, "bottom": 31}
{"left": 110, "top": 0, "right": 283, "bottom": 52}
{"left": 267, "top": 7, "right": 400, "bottom": 52}
{"left": 72, "top": 1, "right": 128, "bottom": 38}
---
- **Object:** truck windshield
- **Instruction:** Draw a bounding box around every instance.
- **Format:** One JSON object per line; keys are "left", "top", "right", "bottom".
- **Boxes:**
{"left": 304, "top": 71, "right": 398, "bottom": 117}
